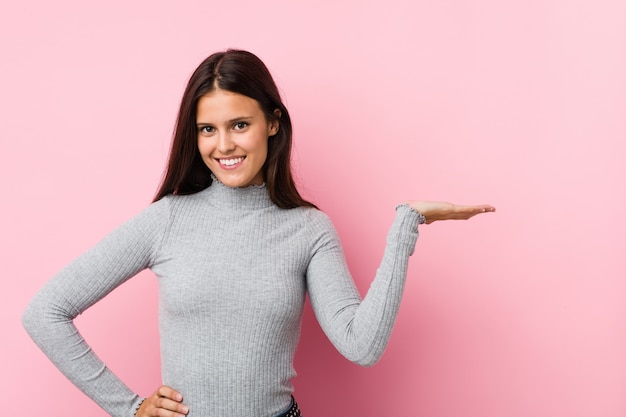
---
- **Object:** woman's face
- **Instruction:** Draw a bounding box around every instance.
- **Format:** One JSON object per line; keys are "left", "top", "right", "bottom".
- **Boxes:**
{"left": 196, "top": 89, "right": 278, "bottom": 188}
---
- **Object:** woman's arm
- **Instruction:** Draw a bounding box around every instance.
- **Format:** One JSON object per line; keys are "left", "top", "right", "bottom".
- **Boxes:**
{"left": 22, "top": 199, "right": 170, "bottom": 417}
{"left": 305, "top": 202, "right": 494, "bottom": 366}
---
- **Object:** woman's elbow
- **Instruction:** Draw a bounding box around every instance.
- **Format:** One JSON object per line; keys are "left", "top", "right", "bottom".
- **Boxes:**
{"left": 21, "top": 302, "right": 39, "bottom": 337}
{"left": 344, "top": 349, "right": 383, "bottom": 367}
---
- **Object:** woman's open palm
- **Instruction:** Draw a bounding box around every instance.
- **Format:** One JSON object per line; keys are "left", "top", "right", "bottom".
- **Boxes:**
{"left": 406, "top": 201, "right": 495, "bottom": 224}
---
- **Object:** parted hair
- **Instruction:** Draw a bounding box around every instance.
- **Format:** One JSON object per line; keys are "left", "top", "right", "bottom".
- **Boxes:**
{"left": 154, "top": 49, "right": 315, "bottom": 209}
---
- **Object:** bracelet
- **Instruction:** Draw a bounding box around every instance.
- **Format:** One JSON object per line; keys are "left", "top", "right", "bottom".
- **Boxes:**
{"left": 396, "top": 203, "right": 426, "bottom": 224}
{"left": 134, "top": 398, "right": 146, "bottom": 417}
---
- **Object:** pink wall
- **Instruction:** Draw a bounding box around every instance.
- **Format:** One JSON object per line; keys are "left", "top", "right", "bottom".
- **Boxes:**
{"left": 2, "top": 0, "right": 625, "bottom": 416}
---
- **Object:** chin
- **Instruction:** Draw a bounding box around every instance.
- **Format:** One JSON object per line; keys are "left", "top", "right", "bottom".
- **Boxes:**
{"left": 214, "top": 173, "right": 251, "bottom": 188}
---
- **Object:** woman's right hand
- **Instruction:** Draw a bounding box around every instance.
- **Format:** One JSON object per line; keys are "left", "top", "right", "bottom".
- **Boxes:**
{"left": 135, "top": 385, "right": 189, "bottom": 417}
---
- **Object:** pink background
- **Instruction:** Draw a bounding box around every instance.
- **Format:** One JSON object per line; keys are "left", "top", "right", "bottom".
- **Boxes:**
{"left": 2, "top": 0, "right": 625, "bottom": 416}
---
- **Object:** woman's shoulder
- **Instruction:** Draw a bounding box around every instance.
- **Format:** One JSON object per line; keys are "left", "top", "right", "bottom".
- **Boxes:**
{"left": 152, "top": 191, "right": 205, "bottom": 212}
{"left": 125, "top": 194, "right": 173, "bottom": 227}
{"left": 288, "top": 206, "right": 336, "bottom": 233}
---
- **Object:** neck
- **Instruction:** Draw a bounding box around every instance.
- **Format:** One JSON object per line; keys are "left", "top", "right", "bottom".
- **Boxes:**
{"left": 201, "top": 175, "right": 274, "bottom": 211}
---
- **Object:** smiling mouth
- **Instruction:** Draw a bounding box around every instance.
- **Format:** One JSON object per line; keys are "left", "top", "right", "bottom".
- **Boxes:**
{"left": 218, "top": 156, "right": 245, "bottom": 167}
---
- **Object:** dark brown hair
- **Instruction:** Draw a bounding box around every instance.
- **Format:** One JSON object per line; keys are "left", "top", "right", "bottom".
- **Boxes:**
{"left": 153, "top": 49, "right": 316, "bottom": 209}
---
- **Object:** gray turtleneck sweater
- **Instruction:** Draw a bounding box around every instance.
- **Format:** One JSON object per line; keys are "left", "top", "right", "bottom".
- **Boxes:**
{"left": 22, "top": 179, "right": 420, "bottom": 417}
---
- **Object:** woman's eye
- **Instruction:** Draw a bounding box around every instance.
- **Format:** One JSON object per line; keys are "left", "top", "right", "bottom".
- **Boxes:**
{"left": 200, "top": 126, "right": 214, "bottom": 134}
{"left": 234, "top": 122, "right": 248, "bottom": 130}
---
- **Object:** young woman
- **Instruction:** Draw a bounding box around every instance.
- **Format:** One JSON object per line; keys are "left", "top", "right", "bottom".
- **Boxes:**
{"left": 23, "top": 49, "right": 495, "bottom": 417}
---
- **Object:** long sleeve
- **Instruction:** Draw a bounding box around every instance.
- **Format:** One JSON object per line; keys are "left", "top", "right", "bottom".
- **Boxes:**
{"left": 22, "top": 199, "right": 170, "bottom": 417}
{"left": 305, "top": 204, "right": 420, "bottom": 366}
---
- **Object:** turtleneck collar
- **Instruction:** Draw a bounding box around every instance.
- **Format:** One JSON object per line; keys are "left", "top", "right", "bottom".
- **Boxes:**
{"left": 200, "top": 175, "right": 275, "bottom": 211}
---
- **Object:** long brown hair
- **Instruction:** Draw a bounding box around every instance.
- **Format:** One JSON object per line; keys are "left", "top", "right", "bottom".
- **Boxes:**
{"left": 154, "top": 49, "right": 316, "bottom": 209}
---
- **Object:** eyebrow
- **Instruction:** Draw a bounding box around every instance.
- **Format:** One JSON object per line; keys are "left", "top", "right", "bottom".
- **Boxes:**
{"left": 196, "top": 116, "right": 255, "bottom": 125}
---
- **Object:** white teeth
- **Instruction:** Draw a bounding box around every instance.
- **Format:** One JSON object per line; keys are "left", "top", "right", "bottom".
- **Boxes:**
{"left": 220, "top": 157, "right": 244, "bottom": 166}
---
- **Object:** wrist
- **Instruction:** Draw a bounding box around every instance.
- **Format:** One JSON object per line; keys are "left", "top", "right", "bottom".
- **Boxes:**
{"left": 396, "top": 203, "right": 426, "bottom": 224}
{"left": 134, "top": 398, "right": 145, "bottom": 417}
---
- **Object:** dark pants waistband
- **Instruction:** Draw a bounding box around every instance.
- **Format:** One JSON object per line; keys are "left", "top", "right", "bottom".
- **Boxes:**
{"left": 275, "top": 396, "right": 301, "bottom": 417}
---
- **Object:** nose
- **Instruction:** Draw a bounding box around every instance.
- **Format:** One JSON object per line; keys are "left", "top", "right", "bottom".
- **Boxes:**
{"left": 216, "top": 131, "right": 236, "bottom": 154}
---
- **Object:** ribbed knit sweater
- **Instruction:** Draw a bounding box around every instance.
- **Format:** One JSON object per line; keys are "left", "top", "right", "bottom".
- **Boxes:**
{"left": 22, "top": 178, "right": 420, "bottom": 417}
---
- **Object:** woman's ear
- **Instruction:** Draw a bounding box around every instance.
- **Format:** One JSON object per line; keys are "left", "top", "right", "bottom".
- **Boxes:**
{"left": 269, "top": 109, "right": 281, "bottom": 136}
